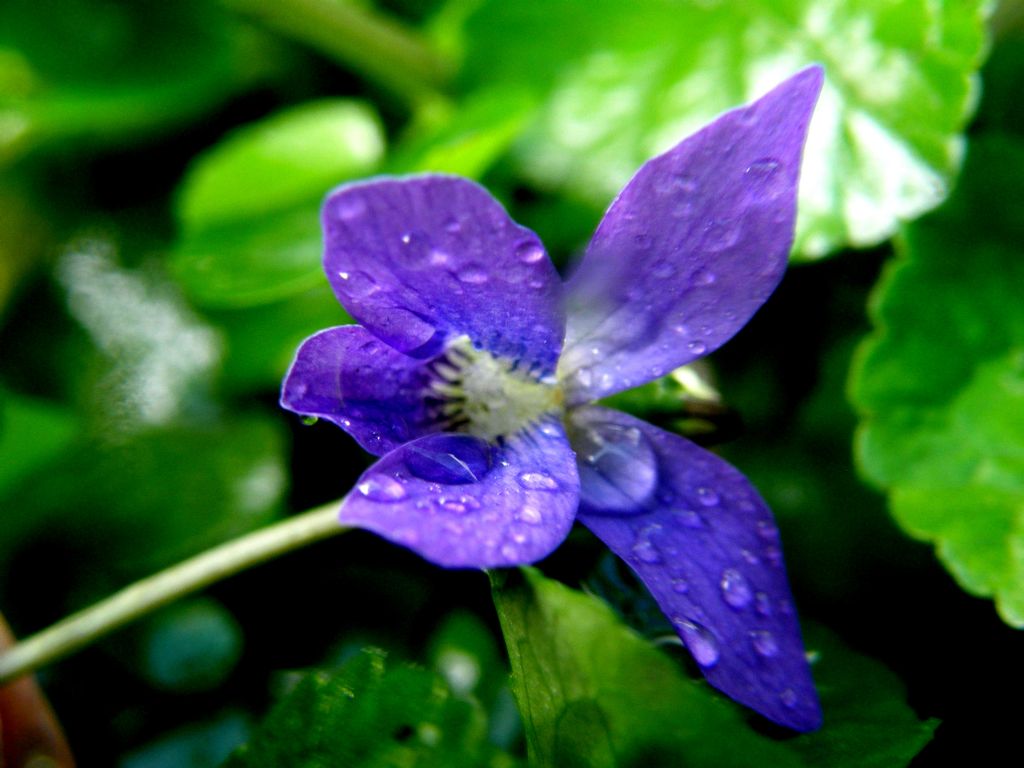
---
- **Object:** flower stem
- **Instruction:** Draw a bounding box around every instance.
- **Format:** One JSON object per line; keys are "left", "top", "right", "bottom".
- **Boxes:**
{"left": 0, "top": 500, "right": 347, "bottom": 686}
{"left": 224, "top": 0, "right": 454, "bottom": 107}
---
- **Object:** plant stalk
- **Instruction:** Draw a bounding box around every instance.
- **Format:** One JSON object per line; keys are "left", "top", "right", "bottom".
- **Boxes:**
{"left": 225, "top": 0, "right": 454, "bottom": 107}
{"left": 0, "top": 500, "right": 347, "bottom": 686}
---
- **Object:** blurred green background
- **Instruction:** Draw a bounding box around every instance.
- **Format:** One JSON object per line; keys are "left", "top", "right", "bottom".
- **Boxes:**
{"left": 2, "top": 0, "right": 1023, "bottom": 765}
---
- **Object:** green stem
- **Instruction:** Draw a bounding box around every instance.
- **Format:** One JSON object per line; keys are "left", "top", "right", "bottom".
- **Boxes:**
{"left": 0, "top": 500, "right": 347, "bottom": 686}
{"left": 225, "top": 0, "right": 454, "bottom": 107}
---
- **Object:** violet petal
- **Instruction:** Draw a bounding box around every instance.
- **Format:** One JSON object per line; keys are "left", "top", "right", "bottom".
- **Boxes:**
{"left": 571, "top": 406, "right": 821, "bottom": 731}
{"left": 323, "top": 175, "right": 566, "bottom": 376}
{"left": 280, "top": 325, "right": 447, "bottom": 456}
{"left": 561, "top": 66, "right": 823, "bottom": 404}
{"left": 339, "top": 417, "right": 579, "bottom": 568}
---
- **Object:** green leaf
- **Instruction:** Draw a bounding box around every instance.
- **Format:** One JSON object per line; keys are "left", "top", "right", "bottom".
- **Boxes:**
{"left": 492, "top": 569, "right": 936, "bottom": 767}
{"left": 491, "top": 568, "right": 800, "bottom": 768}
{"left": 386, "top": 87, "right": 535, "bottom": 178}
{"left": 178, "top": 100, "right": 384, "bottom": 233}
{"left": 850, "top": 136, "right": 1024, "bottom": 627}
{"left": 461, "top": 0, "right": 990, "bottom": 257}
{"left": 0, "top": 388, "right": 78, "bottom": 497}
{"left": 0, "top": 0, "right": 241, "bottom": 164}
{"left": 976, "top": 32, "right": 1024, "bottom": 138}
{"left": 790, "top": 627, "right": 937, "bottom": 767}
{"left": 226, "top": 649, "right": 514, "bottom": 768}
{"left": 171, "top": 99, "right": 384, "bottom": 308}
{"left": 172, "top": 204, "right": 328, "bottom": 308}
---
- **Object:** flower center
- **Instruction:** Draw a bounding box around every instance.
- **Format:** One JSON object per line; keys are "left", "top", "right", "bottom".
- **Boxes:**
{"left": 429, "top": 336, "right": 563, "bottom": 441}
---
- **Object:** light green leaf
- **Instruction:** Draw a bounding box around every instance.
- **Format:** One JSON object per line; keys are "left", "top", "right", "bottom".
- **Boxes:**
{"left": 226, "top": 649, "right": 515, "bottom": 768}
{"left": 850, "top": 136, "right": 1024, "bottom": 626}
{"left": 178, "top": 100, "right": 384, "bottom": 233}
{"left": 171, "top": 99, "right": 384, "bottom": 308}
{"left": 172, "top": 205, "right": 327, "bottom": 308}
{"left": 462, "top": 0, "right": 990, "bottom": 257}
{"left": 492, "top": 569, "right": 936, "bottom": 768}
{"left": 386, "top": 87, "right": 535, "bottom": 177}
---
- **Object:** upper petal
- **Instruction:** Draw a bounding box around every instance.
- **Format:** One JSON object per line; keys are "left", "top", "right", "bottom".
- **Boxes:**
{"left": 339, "top": 417, "right": 580, "bottom": 568}
{"left": 561, "top": 67, "right": 823, "bottom": 404}
{"left": 570, "top": 405, "right": 821, "bottom": 731}
{"left": 280, "top": 325, "right": 446, "bottom": 456}
{"left": 322, "top": 175, "right": 566, "bottom": 376}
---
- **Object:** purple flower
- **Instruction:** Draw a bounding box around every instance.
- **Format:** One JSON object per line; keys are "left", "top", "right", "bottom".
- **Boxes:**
{"left": 282, "top": 67, "right": 824, "bottom": 730}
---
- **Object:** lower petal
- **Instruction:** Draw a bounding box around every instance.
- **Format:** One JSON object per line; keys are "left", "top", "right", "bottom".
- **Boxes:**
{"left": 339, "top": 417, "right": 580, "bottom": 568}
{"left": 571, "top": 405, "right": 821, "bottom": 731}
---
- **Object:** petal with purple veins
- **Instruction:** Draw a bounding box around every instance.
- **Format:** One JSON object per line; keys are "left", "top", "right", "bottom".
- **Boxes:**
{"left": 339, "top": 417, "right": 579, "bottom": 568}
{"left": 323, "top": 175, "right": 566, "bottom": 376}
{"left": 561, "top": 66, "right": 823, "bottom": 404}
{"left": 570, "top": 405, "right": 821, "bottom": 731}
{"left": 280, "top": 325, "right": 446, "bottom": 456}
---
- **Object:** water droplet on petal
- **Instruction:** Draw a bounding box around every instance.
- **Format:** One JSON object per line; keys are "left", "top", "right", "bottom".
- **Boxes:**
{"left": 335, "top": 195, "right": 366, "bottom": 221}
{"left": 687, "top": 340, "right": 707, "bottom": 355}
{"left": 500, "top": 544, "right": 518, "bottom": 560}
{"left": 519, "top": 505, "right": 542, "bottom": 525}
{"left": 336, "top": 270, "right": 380, "bottom": 299}
{"left": 575, "top": 420, "right": 658, "bottom": 515}
{"left": 574, "top": 368, "right": 594, "bottom": 389}
{"left": 676, "top": 174, "right": 698, "bottom": 193}
{"left": 720, "top": 568, "right": 752, "bottom": 609}
{"left": 438, "top": 496, "right": 467, "bottom": 514}
{"left": 517, "top": 471, "right": 559, "bottom": 491}
{"left": 632, "top": 524, "right": 662, "bottom": 564}
{"left": 757, "top": 519, "right": 780, "bottom": 542}
{"left": 674, "top": 619, "right": 720, "bottom": 667}
{"left": 704, "top": 219, "right": 741, "bottom": 252}
{"left": 692, "top": 268, "right": 716, "bottom": 286}
{"left": 696, "top": 487, "right": 719, "bottom": 507}
{"left": 671, "top": 578, "right": 689, "bottom": 594}
{"left": 395, "top": 230, "right": 433, "bottom": 267}
{"left": 444, "top": 216, "right": 462, "bottom": 234}
{"left": 675, "top": 509, "right": 704, "bottom": 529}
{"left": 744, "top": 158, "right": 786, "bottom": 200}
{"left": 405, "top": 435, "right": 491, "bottom": 485}
{"left": 754, "top": 592, "right": 773, "bottom": 616}
{"left": 429, "top": 248, "right": 450, "bottom": 266}
{"left": 750, "top": 629, "right": 779, "bottom": 658}
{"left": 780, "top": 688, "right": 798, "bottom": 709}
{"left": 740, "top": 548, "right": 760, "bottom": 565}
{"left": 515, "top": 240, "right": 545, "bottom": 264}
{"left": 457, "top": 264, "right": 489, "bottom": 284}
{"left": 357, "top": 475, "right": 407, "bottom": 502}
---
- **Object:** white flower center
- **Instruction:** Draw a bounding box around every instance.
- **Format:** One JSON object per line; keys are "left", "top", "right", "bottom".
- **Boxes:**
{"left": 430, "top": 336, "right": 563, "bottom": 441}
